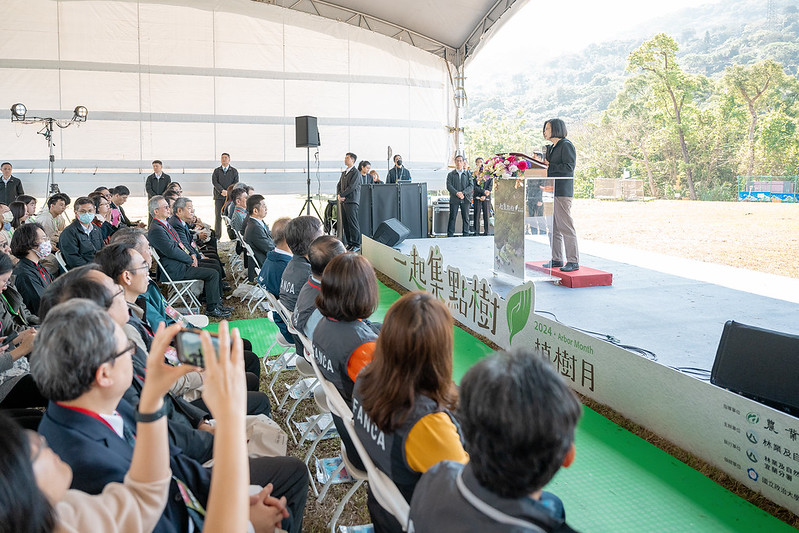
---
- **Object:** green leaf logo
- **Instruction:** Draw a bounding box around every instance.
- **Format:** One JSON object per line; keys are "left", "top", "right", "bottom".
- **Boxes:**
{"left": 507, "top": 285, "right": 533, "bottom": 345}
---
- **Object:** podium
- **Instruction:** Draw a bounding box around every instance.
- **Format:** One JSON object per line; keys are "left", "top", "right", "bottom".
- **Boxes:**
{"left": 357, "top": 183, "right": 428, "bottom": 239}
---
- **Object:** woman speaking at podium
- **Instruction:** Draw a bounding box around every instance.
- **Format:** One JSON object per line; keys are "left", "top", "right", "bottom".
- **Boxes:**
{"left": 541, "top": 118, "right": 579, "bottom": 272}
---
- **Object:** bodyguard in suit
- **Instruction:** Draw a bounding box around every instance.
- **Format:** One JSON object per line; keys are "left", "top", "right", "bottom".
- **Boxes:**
{"left": 472, "top": 173, "right": 493, "bottom": 236}
{"left": 58, "top": 196, "right": 104, "bottom": 269}
{"left": 147, "top": 195, "right": 232, "bottom": 318}
{"left": 0, "top": 162, "right": 24, "bottom": 205}
{"left": 337, "top": 152, "right": 361, "bottom": 251}
{"left": 211, "top": 152, "right": 239, "bottom": 237}
{"left": 446, "top": 155, "right": 473, "bottom": 237}
{"left": 145, "top": 159, "right": 172, "bottom": 198}
{"left": 243, "top": 194, "right": 275, "bottom": 281}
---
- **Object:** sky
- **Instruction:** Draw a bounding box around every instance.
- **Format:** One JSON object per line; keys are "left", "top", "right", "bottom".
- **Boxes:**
{"left": 464, "top": 0, "right": 725, "bottom": 89}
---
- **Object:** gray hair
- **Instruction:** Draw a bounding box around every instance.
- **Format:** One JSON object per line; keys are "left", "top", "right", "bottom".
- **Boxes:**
{"left": 31, "top": 299, "right": 118, "bottom": 402}
{"left": 148, "top": 195, "right": 165, "bottom": 216}
{"left": 173, "top": 196, "right": 192, "bottom": 212}
{"left": 233, "top": 182, "right": 247, "bottom": 190}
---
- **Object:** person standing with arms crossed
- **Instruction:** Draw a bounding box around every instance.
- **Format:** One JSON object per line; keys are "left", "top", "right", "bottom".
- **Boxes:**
{"left": 541, "top": 118, "right": 579, "bottom": 272}
{"left": 211, "top": 153, "right": 239, "bottom": 238}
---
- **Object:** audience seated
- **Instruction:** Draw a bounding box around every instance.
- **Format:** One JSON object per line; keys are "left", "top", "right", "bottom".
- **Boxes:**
{"left": 58, "top": 196, "right": 104, "bottom": 269}
{"left": 0, "top": 252, "right": 43, "bottom": 420}
{"left": 33, "top": 299, "right": 308, "bottom": 533}
{"left": 243, "top": 194, "right": 275, "bottom": 282}
{"left": 17, "top": 195, "right": 38, "bottom": 222}
{"left": 229, "top": 187, "right": 249, "bottom": 234}
{"left": 280, "top": 215, "right": 323, "bottom": 312}
{"left": 292, "top": 235, "right": 346, "bottom": 338}
{"left": 0, "top": 314, "right": 198, "bottom": 533}
{"left": 148, "top": 195, "right": 232, "bottom": 318}
{"left": 353, "top": 291, "right": 467, "bottom": 532}
{"left": 36, "top": 194, "right": 69, "bottom": 245}
{"left": 109, "top": 186, "right": 145, "bottom": 228}
{"left": 9, "top": 200, "right": 28, "bottom": 230}
{"left": 313, "top": 253, "right": 381, "bottom": 469}
{"left": 169, "top": 197, "right": 227, "bottom": 287}
{"left": 87, "top": 191, "right": 118, "bottom": 243}
{"left": 10, "top": 223, "right": 53, "bottom": 315}
{"left": 408, "top": 348, "right": 582, "bottom": 532}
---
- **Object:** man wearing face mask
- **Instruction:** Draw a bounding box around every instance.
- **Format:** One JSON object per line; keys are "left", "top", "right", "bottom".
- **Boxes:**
{"left": 58, "top": 197, "right": 105, "bottom": 269}
{"left": 386, "top": 154, "right": 412, "bottom": 184}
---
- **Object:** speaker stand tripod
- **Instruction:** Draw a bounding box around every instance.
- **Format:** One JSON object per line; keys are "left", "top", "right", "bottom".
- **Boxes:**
{"left": 299, "top": 146, "right": 323, "bottom": 219}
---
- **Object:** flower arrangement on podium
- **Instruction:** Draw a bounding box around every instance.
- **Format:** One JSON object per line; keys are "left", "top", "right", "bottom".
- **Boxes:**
{"left": 482, "top": 154, "right": 531, "bottom": 189}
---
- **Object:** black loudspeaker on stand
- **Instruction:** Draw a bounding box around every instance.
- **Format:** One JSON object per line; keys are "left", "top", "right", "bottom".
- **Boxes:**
{"left": 373, "top": 218, "right": 410, "bottom": 248}
{"left": 295, "top": 115, "right": 322, "bottom": 218}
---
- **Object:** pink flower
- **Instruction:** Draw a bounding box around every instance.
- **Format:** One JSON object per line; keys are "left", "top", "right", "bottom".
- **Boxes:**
{"left": 517, "top": 160, "right": 528, "bottom": 171}
{"left": 507, "top": 156, "right": 516, "bottom": 162}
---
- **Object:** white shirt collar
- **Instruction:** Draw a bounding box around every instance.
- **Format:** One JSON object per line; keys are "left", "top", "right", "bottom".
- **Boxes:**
{"left": 275, "top": 247, "right": 292, "bottom": 257}
{"left": 1, "top": 176, "right": 10, "bottom": 183}
{"left": 222, "top": 165, "right": 229, "bottom": 172}
{"left": 99, "top": 411, "right": 125, "bottom": 439}
{"left": 154, "top": 173, "right": 162, "bottom": 179}
{"left": 80, "top": 222, "right": 93, "bottom": 233}
{"left": 345, "top": 166, "right": 353, "bottom": 173}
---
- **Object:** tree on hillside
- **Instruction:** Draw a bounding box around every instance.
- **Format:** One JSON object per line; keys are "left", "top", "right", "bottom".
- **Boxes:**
{"left": 723, "top": 60, "right": 787, "bottom": 176}
{"left": 464, "top": 110, "right": 540, "bottom": 160}
{"left": 628, "top": 33, "right": 703, "bottom": 199}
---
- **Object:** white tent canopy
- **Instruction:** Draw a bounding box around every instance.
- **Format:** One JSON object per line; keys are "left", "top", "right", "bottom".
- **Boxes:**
{"left": 0, "top": 0, "right": 525, "bottom": 197}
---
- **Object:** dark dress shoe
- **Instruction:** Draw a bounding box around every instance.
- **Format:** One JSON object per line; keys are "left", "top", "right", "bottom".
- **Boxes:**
{"left": 560, "top": 262, "right": 580, "bottom": 272}
{"left": 207, "top": 306, "right": 232, "bottom": 318}
{"left": 542, "top": 260, "right": 564, "bottom": 268}
{"left": 217, "top": 304, "right": 234, "bottom": 312}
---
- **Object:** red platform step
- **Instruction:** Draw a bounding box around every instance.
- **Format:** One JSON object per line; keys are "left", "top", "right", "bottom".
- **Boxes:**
{"left": 525, "top": 261, "right": 613, "bottom": 288}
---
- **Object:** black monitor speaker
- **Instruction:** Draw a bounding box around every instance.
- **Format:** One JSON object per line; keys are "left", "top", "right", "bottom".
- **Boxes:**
{"left": 373, "top": 218, "right": 410, "bottom": 248}
{"left": 295, "top": 115, "right": 320, "bottom": 148}
{"left": 711, "top": 320, "right": 799, "bottom": 415}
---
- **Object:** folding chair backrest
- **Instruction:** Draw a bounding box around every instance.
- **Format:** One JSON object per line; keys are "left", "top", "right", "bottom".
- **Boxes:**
{"left": 54, "top": 251, "right": 69, "bottom": 272}
{"left": 150, "top": 247, "right": 176, "bottom": 284}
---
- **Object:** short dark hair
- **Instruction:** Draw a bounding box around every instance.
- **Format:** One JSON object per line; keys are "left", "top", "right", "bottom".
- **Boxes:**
{"left": 167, "top": 181, "right": 182, "bottom": 191}
{"left": 544, "top": 118, "right": 568, "bottom": 139}
{"left": 459, "top": 347, "right": 582, "bottom": 498}
{"left": 358, "top": 160, "right": 371, "bottom": 171}
{"left": 152, "top": 159, "right": 162, "bottom": 166}
{"left": 0, "top": 162, "right": 11, "bottom": 168}
{"left": 16, "top": 195, "right": 35, "bottom": 206}
{"left": 60, "top": 193, "right": 72, "bottom": 205}
{"left": 346, "top": 152, "right": 357, "bottom": 162}
{"left": 0, "top": 251, "right": 14, "bottom": 275}
{"left": 221, "top": 152, "right": 230, "bottom": 158}
{"left": 246, "top": 194, "right": 265, "bottom": 215}
{"left": 393, "top": 154, "right": 401, "bottom": 162}
{"left": 315, "top": 253, "right": 377, "bottom": 321}
{"left": 31, "top": 299, "right": 118, "bottom": 402}
{"left": 308, "top": 235, "right": 346, "bottom": 277}
{"left": 163, "top": 190, "right": 180, "bottom": 206}
{"left": 10, "top": 223, "right": 44, "bottom": 259}
{"left": 74, "top": 196, "right": 93, "bottom": 210}
{"left": 46, "top": 194, "right": 67, "bottom": 208}
{"left": 94, "top": 243, "right": 136, "bottom": 282}
{"left": 112, "top": 185, "right": 130, "bottom": 196}
{"left": 87, "top": 191, "right": 106, "bottom": 211}
{"left": 271, "top": 217, "right": 290, "bottom": 245}
{"left": 0, "top": 412, "right": 56, "bottom": 533}
{"left": 94, "top": 186, "right": 109, "bottom": 193}
{"left": 284, "top": 216, "right": 322, "bottom": 257}
{"left": 230, "top": 187, "right": 248, "bottom": 205}
{"left": 454, "top": 154, "right": 464, "bottom": 162}
{"left": 38, "top": 264, "right": 103, "bottom": 320}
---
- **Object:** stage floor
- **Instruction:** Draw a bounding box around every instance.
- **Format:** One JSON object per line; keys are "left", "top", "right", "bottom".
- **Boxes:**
{"left": 396, "top": 235, "right": 799, "bottom": 371}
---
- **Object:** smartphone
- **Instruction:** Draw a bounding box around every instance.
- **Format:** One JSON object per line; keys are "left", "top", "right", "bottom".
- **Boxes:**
{"left": 175, "top": 328, "right": 225, "bottom": 368}
{"left": 1, "top": 331, "right": 19, "bottom": 347}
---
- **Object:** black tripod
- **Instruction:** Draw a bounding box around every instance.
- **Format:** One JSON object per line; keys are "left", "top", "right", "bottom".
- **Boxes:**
{"left": 299, "top": 146, "right": 323, "bottom": 219}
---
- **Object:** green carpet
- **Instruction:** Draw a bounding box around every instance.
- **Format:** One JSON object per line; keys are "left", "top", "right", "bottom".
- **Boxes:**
{"left": 214, "top": 282, "right": 791, "bottom": 531}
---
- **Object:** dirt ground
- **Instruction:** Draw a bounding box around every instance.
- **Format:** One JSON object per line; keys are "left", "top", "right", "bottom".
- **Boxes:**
{"left": 572, "top": 199, "right": 799, "bottom": 279}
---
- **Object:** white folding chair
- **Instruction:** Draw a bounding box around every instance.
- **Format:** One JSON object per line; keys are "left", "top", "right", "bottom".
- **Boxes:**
{"left": 150, "top": 247, "right": 202, "bottom": 315}
{"left": 54, "top": 251, "right": 69, "bottom": 273}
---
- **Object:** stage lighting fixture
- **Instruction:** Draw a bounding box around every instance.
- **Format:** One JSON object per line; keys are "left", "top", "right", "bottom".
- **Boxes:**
{"left": 73, "top": 105, "right": 88, "bottom": 122}
{"left": 10, "top": 103, "right": 26, "bottom": 121}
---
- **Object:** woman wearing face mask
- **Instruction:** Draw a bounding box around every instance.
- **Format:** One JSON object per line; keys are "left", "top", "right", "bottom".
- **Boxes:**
{"left": 11, "top": 224, "right": 52, "bottom": 315}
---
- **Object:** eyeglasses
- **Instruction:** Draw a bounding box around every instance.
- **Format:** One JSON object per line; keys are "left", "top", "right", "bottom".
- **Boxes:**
{"left": 106, "top": 339, "right": 136, "bottom": 364}
{"left": 127, "top": 264, "right": 150, "bottom": 274}
{"left": 76, "top": 208, "right": 95, "bottom": 215}
{"left": 26, "top": 430, "right": 48, "bottom": 463}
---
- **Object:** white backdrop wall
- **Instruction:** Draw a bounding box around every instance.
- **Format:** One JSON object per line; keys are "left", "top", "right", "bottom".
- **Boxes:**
{"left": 0, "top": 0, "right": 456, "bottom": 197}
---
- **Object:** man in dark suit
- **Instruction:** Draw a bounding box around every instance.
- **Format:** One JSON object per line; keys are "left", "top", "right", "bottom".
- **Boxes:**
{"left": 243, "top": 194, "right": 275, "bottom": 281}
{"left": 0, "top": 162, "right": 24, "bottom": 205}
{"left": 446, "top": 155, "right": 473, "bottom": 237}
{"left": 145, "top": 159, "right": 172, "bottom": 199}
{"left": 148, "top": 195, "right": 232, "bottom": 318}
{"left": 337, "top": 152, "right": 361, "bottom": 251}
{"left": 58, "top": 196, "right": 105, "bottom": 269}
{"left": 211, "top": 152, "right": 239, "bottom": 237}
{"left": 169, "top": 197, "right": 227, "bottom": 286}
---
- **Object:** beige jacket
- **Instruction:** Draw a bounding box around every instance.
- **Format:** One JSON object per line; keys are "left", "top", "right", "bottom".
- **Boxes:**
{"left": 56, "top": 473, "right": 170, "bottom": 533}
